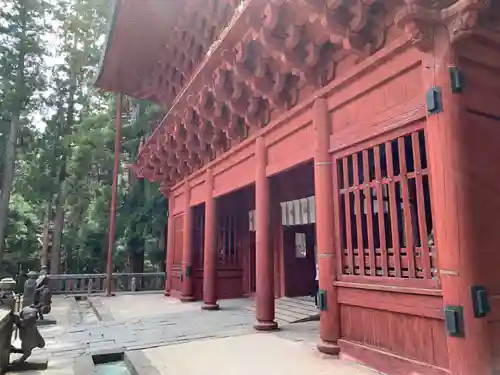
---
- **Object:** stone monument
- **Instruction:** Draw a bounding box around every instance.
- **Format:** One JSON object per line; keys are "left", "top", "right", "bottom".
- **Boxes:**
{"left": 0, "top": 277, "right": 48, "bottom": 371}
{"left": 22, "top": 271, "right": 38, "bottom": 308}
{"left": 10, "top": 306, "right": 45, "bottom": 364}
{"left": 0, "top": 278, "right": 16, "bottom": 374}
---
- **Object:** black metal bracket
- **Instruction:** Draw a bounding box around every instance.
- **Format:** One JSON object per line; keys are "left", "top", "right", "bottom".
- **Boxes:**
{"left": 318, "top": 289, "right": 327, "bottom": 311}
{"left": 449, "top": 66, "right": 464, "bottom": 93}
{"left": 426, "top": 86, "right": 443, "bottom": 116}
{"left": 471, "top": 285, "right": 490, "bottom": 318}
{"left": 444, "top": 305, "right": 464, "bottom": 337}
{"left": 180, "top": 273, "right": 183, "bottom": 282}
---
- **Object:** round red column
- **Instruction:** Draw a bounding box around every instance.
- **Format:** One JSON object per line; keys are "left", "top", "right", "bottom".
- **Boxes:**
{"left": 181, "top": 182, "right": 195, "bottom": 302}
{"left": 202, "top": 168, "right": 219, "bottom": 310}
{"left": 424, "top": 32, "right": 492, "bottom": 375}
{"left": 254, "top": 136, "right": 277, "bottom": 331}
{"left": 313, "top": 98, "right": 340, "bottom": 355}
{"left": 164, "top": 195, "right": 175, "bottom": 296}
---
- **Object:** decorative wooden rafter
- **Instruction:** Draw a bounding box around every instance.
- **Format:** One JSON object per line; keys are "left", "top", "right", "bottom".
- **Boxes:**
{"left": 134, "top": 0, "right": 497, "bottom": 192}
{"left": 137, "top": 0, "right": 393, "bottom": 188}
{"left": 132, "top": 0, "right": 239, "bottom": 107}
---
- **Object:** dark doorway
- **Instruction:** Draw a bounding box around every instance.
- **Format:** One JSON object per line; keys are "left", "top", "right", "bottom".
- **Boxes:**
{"left": 282, "top": 224, "right": 316, "bottom": 297}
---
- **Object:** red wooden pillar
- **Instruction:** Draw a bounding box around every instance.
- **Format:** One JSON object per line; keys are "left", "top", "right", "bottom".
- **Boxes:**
{"left": 424, "top": 32, "right": 492, "bottom": 375}
{"left": 164, "top": 195, "right": 175, "bottom": 296}
{"left": 254, "top": 136, "right": 277, "bottom": 331}
{"left": 202, "top": 168, "right": 219, "bottom": 310}
{"left": 181, "top": 182, "right": 195, "bottom": 302}
{"left": 313, "top": 98, "right": 341, "bottom": 355}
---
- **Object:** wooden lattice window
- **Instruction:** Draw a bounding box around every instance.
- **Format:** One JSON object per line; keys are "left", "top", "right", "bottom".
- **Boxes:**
{"left": 173, "top": 215, "right": 184, "bottom": 266}
{"left": 335, "top": 129, "right": 436, "bottom": 282}
{"left": 218, "top": 214, "right": 239, "bottom": 265}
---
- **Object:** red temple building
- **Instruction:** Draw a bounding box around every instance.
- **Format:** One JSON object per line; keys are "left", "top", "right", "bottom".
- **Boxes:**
{"left": 95, "top": 1, "right": 500, "bottom": 374}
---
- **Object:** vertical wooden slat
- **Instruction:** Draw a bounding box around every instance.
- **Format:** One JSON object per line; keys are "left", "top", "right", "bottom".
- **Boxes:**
{"left": 362, "top": 150, "right": 376, "bottom": 276}
{"left": 398, "top": 137, "right": 416, "bottom": 278}
{"left": 342, "top": 157, "right": 354, "bottom": 275}
{"left": 352, "top": 154, "right": 366, "bottom": 276}
{"left": 412, "top": 132, "right": 432, "bottom": 279}
{"left": 374, "top": 145, "right": 388, "bottom": 277}
{"left": 385, "top": 141, "right": 402, "bottom": 278}
{"left": 332, "top": 159, "right": 345, "bottom": 278}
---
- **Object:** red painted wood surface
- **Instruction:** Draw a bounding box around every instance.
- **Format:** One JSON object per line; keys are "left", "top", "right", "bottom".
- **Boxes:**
{"left": 165, "top": 39, "right": 450, "bottom": 373}
{"left": 164, "top": 196, "right": 175, "bottom": 295}
{"left": 423, "top": 34, "right": 492, "bottom": 375}
{"left": 314, "top": 98, "right": 341, "bottom": 354}
{"left": 152, "top": 24, "right": 500, "bottom": 375}
{"left": 99, "top": 2, "right": 500, "bottom": 372}
{"left": 334, "top": 127, "right": 435, "bottom": 285}
{"left": 254, "top": 136, "right": 277, "bottom": 330}
{"left": 181, "top": 183, "right": 195, "bottom": 301}
{"left": 202, "top": 169, "right": 218, "bottom": 310}
{"left": 456, "top": 37, "right": 500, "bottom": 374}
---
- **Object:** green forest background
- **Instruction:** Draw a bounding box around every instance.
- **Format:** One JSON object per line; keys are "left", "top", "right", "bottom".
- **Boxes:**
{"left": 0, "top": 0, "right": 167, "bottom": 278}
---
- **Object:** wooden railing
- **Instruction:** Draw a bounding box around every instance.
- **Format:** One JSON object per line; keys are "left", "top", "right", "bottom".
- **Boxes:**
{"left": 46, "top": 272, "right": 165, "bottom": 295}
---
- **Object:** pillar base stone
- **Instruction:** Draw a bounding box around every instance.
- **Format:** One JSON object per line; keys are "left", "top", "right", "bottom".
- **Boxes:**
{"left": 180, "top": 295, "right": 195, "bottom": 302}
{"left": 317, "top": 340, "right": 340, "bottom": 356}
{"left": 254, "top": 320, "right": 278, "bottom": 331}
{"left": 201, "top": 303, "right": 219, "bottom": 311}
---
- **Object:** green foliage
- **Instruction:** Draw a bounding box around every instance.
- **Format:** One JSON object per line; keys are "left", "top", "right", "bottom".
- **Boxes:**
{"left": 4, "top": 193, "right": 41, "bottom": 274}
{"left": 1, "top": 0, "right": 168, "bottom": 275}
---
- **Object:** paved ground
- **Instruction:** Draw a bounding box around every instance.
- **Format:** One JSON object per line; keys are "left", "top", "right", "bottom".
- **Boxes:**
{"left": 144, "top": 334, "right": 376, "bottom": 375}
{"left": 8, "top": 294, "right": 380, "bottom": 375}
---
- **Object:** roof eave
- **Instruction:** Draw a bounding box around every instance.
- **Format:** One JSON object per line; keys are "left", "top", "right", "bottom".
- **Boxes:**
{"left": 93, "top": 0, "right": 122, "bottom": 91}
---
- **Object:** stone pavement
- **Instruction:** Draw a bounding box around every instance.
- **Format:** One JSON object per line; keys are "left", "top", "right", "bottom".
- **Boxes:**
{"left": 30, "top": 296, "right": 255, "bottom": 360}
{"left": 8, "top": 294, "right": 380, "bottom": 375}
{"left": 143, "top": 334, "right": 376, "bottom": 375}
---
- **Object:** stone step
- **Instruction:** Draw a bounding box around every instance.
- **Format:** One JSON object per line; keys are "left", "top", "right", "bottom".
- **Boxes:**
{"left": 245, "top": 296, "right": 320, "bottom": 324}
{"left": 277, "top": 297, "right": 319, "bottom": 315}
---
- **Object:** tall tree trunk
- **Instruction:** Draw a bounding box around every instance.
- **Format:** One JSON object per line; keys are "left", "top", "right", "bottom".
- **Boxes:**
{"left": 49, "top": 59, "right": 76, "bottom": 275}
{"left": 50, "top": 189, "right": 65, "bottom": 275}
{"left": 40, "top": 200, "right": 53, "bottom": 272}
{"left": 0, "top": 3, "right": 27, "bottom": 265}
{"left": 0, "top": 115, "right": 20, "bottom": 265}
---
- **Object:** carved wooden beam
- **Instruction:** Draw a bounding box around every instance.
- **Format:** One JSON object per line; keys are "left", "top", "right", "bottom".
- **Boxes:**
{"left": 395, "top": 0, "right": 492, "bottom": 51}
